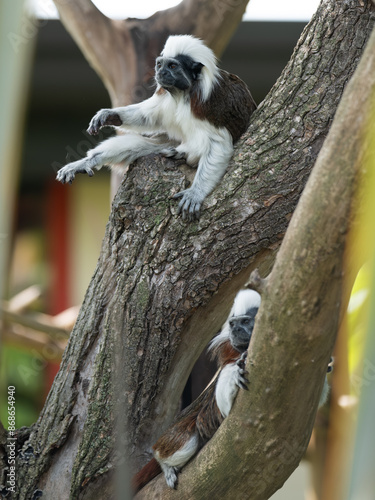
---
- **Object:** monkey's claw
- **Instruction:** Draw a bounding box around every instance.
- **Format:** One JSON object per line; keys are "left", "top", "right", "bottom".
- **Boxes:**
{"left": 237, "top": 351, "right": 248, "bottom": 369}
{"left": 174, "top": 189, "right": 202, "bottom": 221}
{"left": 87, "top": 109, "right": 122, "bottom": 135}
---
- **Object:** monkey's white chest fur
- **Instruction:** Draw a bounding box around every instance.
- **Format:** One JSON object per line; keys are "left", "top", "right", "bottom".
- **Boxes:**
{"left": 215, "top": 363, "right": 242, "bottom": 418}
{"left": 152, "top": 91, "right": 232, "bottom": 166}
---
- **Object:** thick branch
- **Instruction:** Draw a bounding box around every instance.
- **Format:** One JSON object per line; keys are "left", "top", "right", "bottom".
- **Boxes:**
{"left": 132, "top": 0, "right": 250, "bottom": 55}
{"left": 52, "top": 0, "right": 124, "bottom": 99}
{"left": 53, "top": 0, "right": 250, "bottom": 105}
{"left": 138, "top": 18, "right": 375, "bottom": 500}
{"left": 1, "top": 306, "right": 70, "bottom": 339}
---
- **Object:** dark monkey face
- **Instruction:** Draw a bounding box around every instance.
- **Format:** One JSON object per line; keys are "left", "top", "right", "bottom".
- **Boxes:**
{"left": 155, "top": 55, "right": 203, "bottom": 91}
{"left": 229, "top": 307, "right": 258, "bottom": 352}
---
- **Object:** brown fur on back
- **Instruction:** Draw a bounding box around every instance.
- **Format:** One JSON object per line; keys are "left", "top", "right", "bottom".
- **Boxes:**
{"left": 190, "top": 70, "right": 257, "bottom": 143}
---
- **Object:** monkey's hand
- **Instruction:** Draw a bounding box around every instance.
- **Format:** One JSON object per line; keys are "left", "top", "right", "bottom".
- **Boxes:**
{"left": 173, "top": 188, "right": 203, "bottom": 221}
{"left": 236, "top": 351, "right": 249, "bottom": 390}
{"left": 87, "top": 109, "right": 122, "bottom": 135}
{"left": 56, "top": 159, "right": 95, "bottom": 184}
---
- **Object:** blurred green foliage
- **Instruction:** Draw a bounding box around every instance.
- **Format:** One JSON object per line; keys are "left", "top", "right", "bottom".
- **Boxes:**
{"left": 0, "top": 345, "right": 44, "bottom": 427}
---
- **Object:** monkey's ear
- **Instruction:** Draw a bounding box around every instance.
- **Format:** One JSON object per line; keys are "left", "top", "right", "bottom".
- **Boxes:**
{"left": 192, "top": 62, "right": 204, "bottom": 79}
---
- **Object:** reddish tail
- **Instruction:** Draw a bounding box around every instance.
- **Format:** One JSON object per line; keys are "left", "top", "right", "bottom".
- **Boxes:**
{"left": 132, "top": 458, "right": 161, "bottom": 493}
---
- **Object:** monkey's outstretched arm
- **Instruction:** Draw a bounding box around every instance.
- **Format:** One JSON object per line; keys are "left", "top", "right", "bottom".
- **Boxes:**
{"left": 56, "top": 95, "right": 174, "bottom": 184}
{"left": 87, "top": 96, "right": 163, "bottom": 136}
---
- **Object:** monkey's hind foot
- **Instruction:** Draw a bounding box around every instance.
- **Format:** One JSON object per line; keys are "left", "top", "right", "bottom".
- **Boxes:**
{"left": 160, "top": 464, "right": 179, "bottom": 489}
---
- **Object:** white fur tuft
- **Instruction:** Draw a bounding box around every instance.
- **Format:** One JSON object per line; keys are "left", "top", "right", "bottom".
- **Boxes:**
{"left": 209, "top": 289, "right": 261, "bottom": 351}
{"left": 230, "top": 289, "right": 261, "bottom": 316}
{"left": 161, "top": 35, "right": 219, "bottom": 101}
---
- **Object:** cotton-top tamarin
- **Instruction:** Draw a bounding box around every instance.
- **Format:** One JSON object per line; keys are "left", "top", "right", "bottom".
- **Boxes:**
{"left": 56, "top": 35, "right": 257, "bottom": 220}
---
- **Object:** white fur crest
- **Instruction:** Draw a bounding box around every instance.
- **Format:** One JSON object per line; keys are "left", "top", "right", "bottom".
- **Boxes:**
{"left": 209, "top": 289, "right": 261, "bottom": 351}
{"left": 161, "top": 35, "right": 219, "bottom": 101}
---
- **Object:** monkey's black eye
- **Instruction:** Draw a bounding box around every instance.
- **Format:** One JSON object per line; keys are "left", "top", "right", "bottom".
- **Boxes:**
{"left": 156, "top": 62, "right": 162, "bottom": 69}
{"left": 168, "top": 63, "right": 177, "bottom": 69}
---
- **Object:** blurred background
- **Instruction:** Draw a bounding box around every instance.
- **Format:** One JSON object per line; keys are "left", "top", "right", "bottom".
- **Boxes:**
{"left": 0, "top": 1, "right": 373, "bottom": 499}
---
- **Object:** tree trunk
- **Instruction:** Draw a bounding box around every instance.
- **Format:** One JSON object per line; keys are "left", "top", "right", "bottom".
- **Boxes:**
{"left": 4, "top": 1, "right": 375, "bottom": 499}
{"left": 137, "top": 10, "right": 375, "bottom": 498}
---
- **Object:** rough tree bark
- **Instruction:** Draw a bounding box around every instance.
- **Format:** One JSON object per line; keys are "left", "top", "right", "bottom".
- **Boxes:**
{"left": 2, "top": 1, "right": 375, "bottom": 499}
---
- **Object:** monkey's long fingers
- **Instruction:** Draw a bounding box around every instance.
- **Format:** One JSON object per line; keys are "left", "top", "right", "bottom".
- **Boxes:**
{"left": 173, "top": 190, "right": 201, "bottom": 221}
{"left": 236, "top": 351, "right": 248, "bottom": 369}
{"left": 87, "top": 109, "right": 122, "bottom": 135}
{"left": 240, "top": 351, "right": 248, "bottom": 362}
{"left": 238, "top": 365, "right": 249, "bottom": 375}
{"left": 188, "top": 204, "right": 201, "bottom": 221}
{"left": 238, "top": 376, "right": 249, "bottom": 390}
